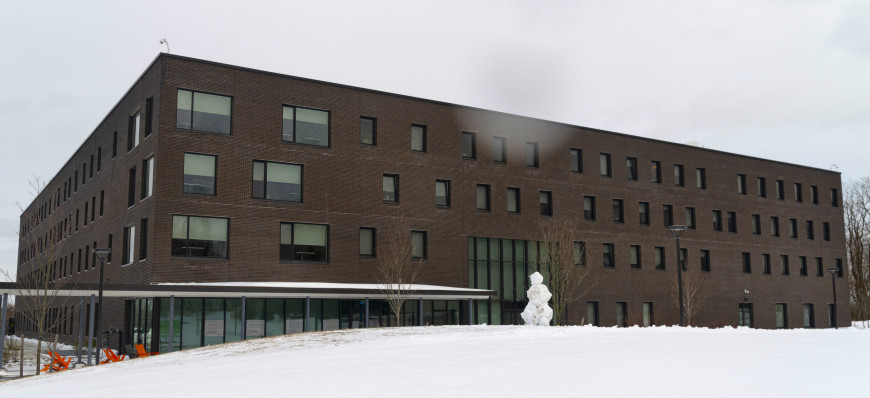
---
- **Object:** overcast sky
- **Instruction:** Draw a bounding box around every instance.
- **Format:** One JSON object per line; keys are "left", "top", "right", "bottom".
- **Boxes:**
{"left": 1, "top": 0, "right": 868, "bottom": 280}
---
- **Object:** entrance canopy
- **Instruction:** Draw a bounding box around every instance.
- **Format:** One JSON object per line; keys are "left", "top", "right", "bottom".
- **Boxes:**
{"left": 0, "top": 281, "right": 495, "bottom": 300}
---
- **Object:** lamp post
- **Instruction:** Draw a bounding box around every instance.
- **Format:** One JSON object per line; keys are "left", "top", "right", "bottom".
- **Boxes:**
{"left": 668, "top": 225, "right": 688, "bottom": 327}
{"left": 826, "top": 267, "right": 839, "bottom": 329}
{"left": 93, "top": 248, "right": 111, "bottom": 364}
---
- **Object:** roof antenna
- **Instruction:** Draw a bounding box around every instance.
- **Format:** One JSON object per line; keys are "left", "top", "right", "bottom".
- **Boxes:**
{"left": 159, "top": 36, "right": 170, "bottom": 53}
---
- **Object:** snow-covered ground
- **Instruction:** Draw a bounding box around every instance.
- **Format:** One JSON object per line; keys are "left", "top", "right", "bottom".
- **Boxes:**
{"left": 1, "top": 325, "right": 867, "bottom": 397}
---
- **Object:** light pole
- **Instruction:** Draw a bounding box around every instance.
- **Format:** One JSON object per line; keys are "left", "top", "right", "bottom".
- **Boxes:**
{"left": 93, "top": 248, "right": 111, "bottom": 364}
{"left": 668, "top": 225, "right": 688, "bottom": 327}
{"left": 827, "top": 267, "right": 839, "bottom": 329}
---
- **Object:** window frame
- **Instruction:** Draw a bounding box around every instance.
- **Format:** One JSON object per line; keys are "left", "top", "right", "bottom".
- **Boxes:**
{"left": 182, "top": 152, "right": 217, "bottom": 196}
{"left": 600, "top": 153, "right": 612, "bottom": 177}
{"left": 493, "top": 136, "right": 507, "bottom": 163}
{"left": 757, "top": 177, "right": 767, "bottom": 197}
{"left": 583, "top": 196, "right": 596, "bottom": 220}
{"left": 411, "top": 124, "right": 427, "bottom": 153}
{"left": 251, "top": 160, "right": 304, "bottom": 203}
{"left": 696, "top": 168, "right": 706, "bottom": 189}
{"left": 176, "top": 88, "right": 234, "bottom": 135}
{"left": 570, "top": 148, "right": 582, "bottom": 173}
{"left": 539, "top": 190, "right": 553, "bottom": 217}
{"left": 603, "top": 243, "right": 615, "bottom": 268}
{"left": 279, "top": 222, "right": 329, "bottom": 263}
{"left": 141, "top": 156, "right": 154, "bottom": 200}
{"left": 626, "top": 157, "right": 638, "bottom": 181}
{"left": 171, "top": 215, "right": 230, "bottom": 259}
{"left": 411, "top": 230, "right": 427, "bottom": 260}
{"left": 383, "top": 174, "right": 399, "bottom": 204}
{"left": 630, "top": 245, "right": 641, "bottom": 269}
{"left": 638, "top": 201, "right": 650, "bottom": 226}
{"left": 674, "top": 164, "right": 685, "bottom": 187}
{"left": 612, "top": 199, "right": 624, "bottom": 223}
{"left": 282, "top": 104, "right": 331, "bottom": 147}
{"left": 359, "top": 227, "right": 376, "bottom": 258}
{"left": 435, "top": 179, "right": 451, "bottom": 208}
{"left": 507, "top": 187, "right": 521, "bottom": 214}
{"left": 737, "top": 174, "right": 747, "bottom": 195}
{"left": 651, "top": 160, "right": 662, "bottom": 183}
{"left": 360, "top": 116, "right": 377, "bottom": 146}
{"left": 476, "top": 184, "right": 491, "bottom": 212}
{"left": 461, "top": 132, "right": 477, "bottom": 159}
{"left": 526, "top": 142, "right": 539, "bottom": 168}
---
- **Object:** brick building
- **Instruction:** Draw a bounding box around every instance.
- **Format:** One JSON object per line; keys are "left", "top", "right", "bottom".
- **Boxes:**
{"left": 13, "top": 53, "right": 849, "bottom": 352}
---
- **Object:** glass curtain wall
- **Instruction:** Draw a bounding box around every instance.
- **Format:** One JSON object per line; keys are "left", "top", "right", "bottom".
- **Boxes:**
{"left": 467, "top": 237, "right": 533, "bottom": 325}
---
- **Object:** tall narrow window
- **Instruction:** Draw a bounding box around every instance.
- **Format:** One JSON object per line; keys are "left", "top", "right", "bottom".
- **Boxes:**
{"left": 626, "top": 157, "right": 638, "bottom": 180}
{"left": 810, "top": 185, "right": 818, "bottom": 204}
{"left": 642, "top": 302, "right": 654, "bottom": 327}
{"left": 712, "top": 210, "right": 722, "bottom": 232}
{"left": 771, "top": 216, "right": 780, "bottom": 237}
{"left": 663, "top": 204, "right": 673, "bottom": 226}
{"left": 84, "top": 201, "right": 89, "bottom": 226}
{"left": 90, "top": 198, "right": 95, "bottom": 223}
{"left": 603, "top": 243, "right": 614, "bottom": 268}
{"left": 696, "top": 168, "right": 706, "bottom": 189}
{"left": 411, "top": 124, "right": 426, "bottom": 152}
{"left": 599, "top": 153, "right": 611, "bottom": 177}
{"left": 89, "top": 155, "right": 94, "bottom": 179}
{"left": 128, "top": 167, "right": 136, "bottom": 207}
{"left": 737, "top": 174, "right": 747, "bottom": 194}
{"left": 757, "top": 177, "right": 767, "bottom": 197}
{"left": 638, "top": 202, "right": 650, "bottom": 225}
{"left": 803, "top": 304, "right": 815, "bottom": 328}
{"left": 172, "top": 215, "right": 229, "bottom": 258}
{"left": 727, "top": 211, "right": 737, "bottom": 233}
{"left": 651, "top": 160, "right": 661, "bottom": 183}
{"left": 616, "top": 302, "right": 627, "bottom": 327}
{"left": 700, "top": 250, "right": 710, "bottom": 272}
{"left": 816, "top": 257, "right": 824, "bottom": 276}
{"left": 823, "top": 222, "right": 830, "bottom": 241}
{"left": 742, "top": 252, "right": 751, "bottom": 274}
{"left": 507, "top": 187, "right": 520, "bottom": 214}
{"left": 97, "top": 147, "right": 102, "bottom": 172}
{"left": 435, "top": 179, "right": 450, "bottom": 208}
{"left": 107, "top": 234, "right": 112, "bottom": 263}
{"left": 360, "top": 227, "right": 376, "bottom": 257}
{"left": 630, "top": 245, "right": 641, "bottom": 269}
{"left": 781, "top": 255, "right": 789, "bottom": 275}
{"left": 776, "top": 180, "right": 784, "bottom": 200}
{"left": 762, "top": 254, "right": 771, "bottom": 274}
{"left": 685, "top": 207, "right": 696, "bottom": 229}
{"left": 283, "top": 106, "right": 330, "bottom": 146}
{"left": 99, "top": 190, "right": 104, "bottom": 217}
{"left": 476, "top": 184, "right": 491, "bottom": 211}
{"left": 252, "top": 160, "right": 303, "bottom": 202}
{"left": 493, "top": 137, "right": 506, "bottom": 163}
{"left": 411, "top": 231, "right": 427, "bottom": 259}
{"left": 128, "top": 112, "right": 140, "bottom": 151}
{"left": 612, "top": 199, "right": 624, "bottom": 223}
{"left": 775, "top": 303, "right": 788, "bottom": 329}
{"left": 360, "top": 117, "right": 376, "bottom": 145}
{"left": 584, "top": 196, "right": 595, "bottom": 220}
{"left": 799, "top": 256, "right": 808, "bottom": 276}
{"left": 526, "top": 142, "right": 539, "bottom": 167}
{"left": 144, "top": 97, "right": 153, "bottom": 137}
{"left": 789, "top": 218, "right": 798, "bottom": 238}
{"left": 461, "top": 132, "right": 476, "bottom": 159}
{"left": 751, "top": 214, "right": 761, "bottom": 235}
{"left": 674, "top": 164, "right": 684, "bottom": 187}
{"left": 806, "top": 220, "right": 814, "bottom": 240}
{"left": 586, "top": 302, "right": 599, "bottom": 326}
{"left": 570, "top": 148, "right": 582, "bottom": 173}
{"left": 539, "top": 191, "right": 552, "bottom": 217}
{"left": 141, "top": 156, "right": 154, "bottom": 200}
{"left": 177, "top": 89, "right": 233, "bottom": 135}
{"left": 139, "top": 218, "right": 148, "bottom": 261}
{"left": 383, "top": 174, "right": 398, "bottom": 203}
{"left": 655, "top": 247, "right": 665, "bottom": 270}
{"left": 836, "top": 258, "right": 844, "bottom": 277}
{"left": 112, "top": 131, "right": 117, "bottom": 158}
{"left": 181, "top": 153, "right": 217, "bottom": 195}
{"left": 122, "top": 225, "right": 135, "bottom": 265}
{"left": 831, "top": 188, "right": 839, "bottom": 207}
{"left": 794, "top": 183, "right": 803, "bottom": 203}
{"left": 280, "top": 222, "right": 329, "bottom": 262}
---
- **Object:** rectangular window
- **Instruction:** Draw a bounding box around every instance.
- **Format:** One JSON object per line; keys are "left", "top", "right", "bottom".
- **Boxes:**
{"left": 599, "top": 153, "right": 611, "bottom": 177}
{"left": 141, "top": 156, "right": 154, "bottom": 200}
{"left": 476, "top": 184, "right": 491, "bottom": 211}
{"left": 794, "top": 183, "right": 803, "bottom": 202}
{"left": 570, "top": 148, "right": 582, "bottom": 173}
{"left": 700, "top": 249, "right": 710, "bottom": 272}
{"left": 493, "top": 137, "right": 506, "bottom": 163}
{"left": 816, "top": 257, "right": 824, "bottom": 277}
{"left": 630, "top": 245, "right": 641, "bottom": 269}
{"left": 800, "top": 256, "right": 808, "bottom": 276}
{"left": 612, "top": 199, "right": 624, "bottom": 223}
{"left": 123, "top": 225, "right": 135, "bottom": 265}
{"left": 183, "top": 153, "right": 217, "bottom": 195}
{"left": 737, "top": 174, "right": 747, "bottom": 194}
{"left": 810, "top": 185, "right": 818, "bottom": 204}
{"left": 803, "top": 304, "right": 815, "bottom": 328}
{"left": 836, "top": 258, "right": 843, "bottom": 277}
{"left": 642, "top": 302, "right": 654, "bottom": 327}
{"left": 696, "top": 168, "right": 706, "bottom": 189}
{"left": 144, "top": 97, "right": 153, "bottom": 137}
{"left": 655, "top": 247, "right": 665, "bottom": 270}
{"left": 177, "top": 89, "right": 232, "bottom": 134}
{"left": 806, "top": 220, "right": 815, "bottom": 240}
{"left": 585, "top": 302, "right": 599, "bottom": 326}
{"left": 283, "top": 105, "right": 330, "bottom": 146}
{"left": 127, "top": 112, "right": 140, "bottom": 151}
{"left": 280, "top": 222, "right": 328, "bottom": 262}
{"left": 360, "top": 227, "right": 376, "bottom": 257}
{"left": 526, "top": 142, "right": 539, "bottom": 167}
{"left": 461, "top": 132, "right": 476, "bottom": 159}
{"left": 789, "top": 218, "right": 798, "bottom": 238}
{"left": 685, "top": 207, "right": 696, "bottom": 229}
{"left": 663, "top": 204, "right": 673, "bottom": 226}
{"left": 573, "top": 241, "right": 586, "bottom": 265}
{"left": 360, "top": 117, "right": 376, "bottom": 145}
{"left": 84, "top": 201, "right": 89, "bottom": 226}
{"left": 823, "top": 222, "right": 830, "bottom": 241}
{"left": 584, "top": 196, "right": 596, "bottom": 220}
{"left": 775, "top": 303, "right": 788, "bottom": 329}
{"left": 742, "top": 252, "right": 751, "bottom": 274}
{"left": 776, "top": 180, "right": 784, "bottom": 200}
{"left": 97, "top": 147, "right": 102, "bottom": 172}
{"left": 831, "top": 188, "right": 839, "bottom": 207}
{"left": 383, "top": 174, "right": 398, "bottom": 203}
{"left": 539, "top": 191, "right": 552, "bottom": 217}
{"left": 674, "top": 164, "right": 684, "bottom": 187}
{"left": 139, "top": 218, "right": 148, "bottom": 261}
{"left": 252, "top": 160, "right": 303, "bottom": 202}
{"left": 91, "top": 197, "right": 95, "bottom": 223}
{"left": 638, "top": 202, "right": 650, "bottom": 225}
{"left": 616, "top": 302, "right": 627, "bottom": 327}
{"left": 626, "top": 157, "right": 638, "bottom": 181}
{"left": 89, "top": 155, "right": 94, "bottom": 179}
{"left": 727, "top": 211, "right": 737, "bottom": 233}
{"left": 411, "top": 231, "right": 427, "bottom": 259}
{"left": 757, "top": 177, "right": 767, "bottom": 197}
{"left": 603, "top": 243, "right": 614, "bottom": 268}
{"left": 435, "top": 179, "right": 450, "bottom": 208}
{"left": 99, "top": 190, "right": 104, "bottom": 217}
{"left": 172, "top": 215, "right": 229, "bottom": 258}
{"left": 762, "top": 254, "right": 771, "bottom": 274}
{"left": 112, "top": 131, "right": 117, "bottom": 158}
{"left": 771, "top": 216, "right": 780, "bottom": 237}
{"left": 712, "top": 210, "right": 722, "bottom": 232}
{"left": 752, "top": 214, "right": 761, "bottom": 235}
{"left": 651, "top": 161, "right": 661, "bottom": 183}
{"left": 781, "top": 255, "right": 790, "bottom": 275}
{"left": 507, "top": 187, "right": 520, "bottom": 214}
{"left": 127, "top": 167, "right": 136, "bottom": 207}
{"left": 410, "top": 124, "right": 426, "bottom": 152}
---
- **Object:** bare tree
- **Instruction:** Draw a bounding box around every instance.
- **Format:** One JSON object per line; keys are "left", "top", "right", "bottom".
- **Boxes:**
{"left": 1, "top": 177, "right": 75, "bottom": 374}
{"left": 669, "top": 265, "right": 708, "bottom": 326}
{"left": 535, "top": 217, "right": 596, "bottom": 325}
{"left": 374, "top": 219, "right": 423, "bottom": 326}
{"left": 845, "top": 178, "right": 870, "bottom": 326}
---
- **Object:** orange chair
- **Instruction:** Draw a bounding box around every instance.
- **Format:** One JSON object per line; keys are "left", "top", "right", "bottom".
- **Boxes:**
{"left": 134, "top": 344, "right": 159, "bottom": 358}
{"left": 100, "top": 348, "right": 126, "bottom": 364}
{"left": 41, "top": 351, "right": 72, "bottom": 372}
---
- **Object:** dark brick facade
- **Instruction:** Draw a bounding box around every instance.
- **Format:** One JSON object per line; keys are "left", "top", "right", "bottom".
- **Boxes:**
{"left": 16, "top": 53, "right": 849, "bottom": 337}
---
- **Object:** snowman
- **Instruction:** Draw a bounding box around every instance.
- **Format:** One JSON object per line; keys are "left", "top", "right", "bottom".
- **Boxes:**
{"left": 521, "top": 271, "right": 553, "bottom": 326}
